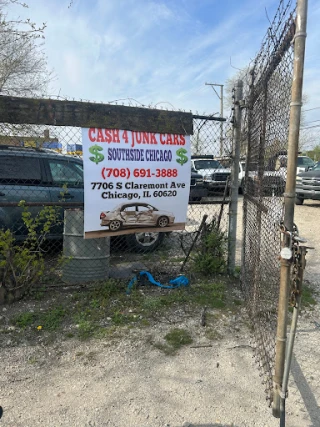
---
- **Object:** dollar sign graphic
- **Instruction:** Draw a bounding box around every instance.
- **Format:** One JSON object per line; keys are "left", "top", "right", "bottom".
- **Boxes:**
{"left": 89, "top": 144, "right": 104, "bottom": 164}
{"left": 176, "top": 148, "right": 188, "bottom": 165}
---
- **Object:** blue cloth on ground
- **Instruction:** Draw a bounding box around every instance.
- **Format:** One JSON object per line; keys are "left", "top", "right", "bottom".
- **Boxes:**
{"left": 126, "top": 270, "right": 189, "bottom": 294}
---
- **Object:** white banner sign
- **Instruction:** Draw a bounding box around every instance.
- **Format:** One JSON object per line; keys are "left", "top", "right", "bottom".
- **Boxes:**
{"left": 82, "top": 128, "right": 191, "bottom": 238}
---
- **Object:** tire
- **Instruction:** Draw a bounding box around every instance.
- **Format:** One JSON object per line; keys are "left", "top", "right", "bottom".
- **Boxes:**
{"left": 126, "top": 232, "right": 165, "bottom": 253}
{"left": 157, "top": 216, "right": 169, "bottom": 228}
{"left": 295, "top": 196, "right": 304, "bottom": 205}
{"left": 109, "top": 220, "right": 122, "bottom": 231}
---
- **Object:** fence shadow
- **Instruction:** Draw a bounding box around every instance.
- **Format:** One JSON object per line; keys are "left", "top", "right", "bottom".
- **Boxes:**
{"left": 291, "top": 354, "right": 320, "bottom": 426}
{"left": 180, "top": 424, "right": 238, "bottom": 427}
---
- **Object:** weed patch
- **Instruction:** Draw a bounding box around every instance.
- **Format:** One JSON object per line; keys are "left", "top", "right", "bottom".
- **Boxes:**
{"left": 6, "top": 276, "right": 234, "bottom": 346}
{"left": 13, "top": 312, "right": 36, "bottom": 329}
{"left": 77, "top": 320, "right": 95, "bottom": 340}
{"left": 302, "top": 284, "right": 318, "bottom": 308}
{"left": 164, "top": 328, "right": 193, "bottom": 348}
{"left": 149, "top": 328, "right": 193, "bottom": 356}
{"left": 192, "top": 282, "right": 226, "bottom": 309}
{"left": 40, "top": 306, "right": 66, "bottom": 330}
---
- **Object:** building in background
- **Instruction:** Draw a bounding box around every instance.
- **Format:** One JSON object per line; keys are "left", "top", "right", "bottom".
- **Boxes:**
{"left": 66, "top": 143, "right": 83, "bottom": 157}
{"left": 0, "top": 129, "right": 61, "bottom": 152}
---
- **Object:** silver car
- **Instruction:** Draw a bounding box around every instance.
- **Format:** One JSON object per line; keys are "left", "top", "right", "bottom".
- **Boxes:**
{"left": 100, "top": 202, "right": 175, "bottom": 231}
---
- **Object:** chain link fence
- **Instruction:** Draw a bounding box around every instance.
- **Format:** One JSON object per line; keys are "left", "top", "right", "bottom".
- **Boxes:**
{"left": 0, "top": 105, "right": 234, "bottom": 303}
{"left": 240, "top": 0, "right": 296, "bottom": 405}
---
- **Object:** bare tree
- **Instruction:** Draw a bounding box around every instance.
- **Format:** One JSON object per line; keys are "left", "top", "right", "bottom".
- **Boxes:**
{"left": 0, "top": 0, "right": 52, "bottom": 96}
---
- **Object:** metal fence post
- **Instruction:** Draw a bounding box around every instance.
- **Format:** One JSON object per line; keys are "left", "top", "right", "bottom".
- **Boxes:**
{"left": 272, "top": 0, "right": 308, "bottom": 419}
{"left": 228, "top": 80, "right": 243, "bottom": 274}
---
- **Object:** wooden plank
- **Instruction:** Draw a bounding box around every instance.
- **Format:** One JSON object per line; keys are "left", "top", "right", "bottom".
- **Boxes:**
{"left": 0, "top": 96, "right": 193, "bottom": 135}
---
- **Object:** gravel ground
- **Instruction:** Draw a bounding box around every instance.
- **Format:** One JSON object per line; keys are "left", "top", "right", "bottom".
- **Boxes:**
{"left": 0, "top": 198, "right": 319, "bottom": 427}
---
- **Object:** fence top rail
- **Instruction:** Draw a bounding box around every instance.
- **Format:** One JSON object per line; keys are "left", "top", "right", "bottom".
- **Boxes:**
{"left": 0, "top": 95, "right": 193, "bottom": 135}
{"left": 192, "top": 114, "right": 226, "bottom": 122}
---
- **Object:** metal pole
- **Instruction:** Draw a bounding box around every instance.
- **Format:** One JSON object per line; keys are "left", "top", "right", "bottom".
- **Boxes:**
{"left": 272, "top": 0, "right": 308, "bottom": 418}
{"left": 220, "top": 85, "right": 224, "bottom": 156}
{"left": 280, "top": 247, "right": 307, "bottom": 427}
{"left": 228, "top": 80, "right": 243, "bottom": 274}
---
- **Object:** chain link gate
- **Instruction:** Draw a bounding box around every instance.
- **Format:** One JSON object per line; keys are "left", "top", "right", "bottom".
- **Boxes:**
{"left": 239, "top": 0, "right": 308, "bottom": 419}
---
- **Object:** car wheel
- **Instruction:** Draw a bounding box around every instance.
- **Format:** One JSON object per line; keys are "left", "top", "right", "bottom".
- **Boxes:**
{"left": 109, "top": 220, "right": 122, "bottom": 231}
{"left": 157, "top": 216, "right": 169, "bottom": 228}
{"left": 126, "top": 232, "right": 165, "bottom": 252}
{"left": 295, "top": 196, "right": 304, "bottom": 205}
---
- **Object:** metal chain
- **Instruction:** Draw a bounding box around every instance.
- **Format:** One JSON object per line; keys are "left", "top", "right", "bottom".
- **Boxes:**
{"left": 279, "top": 223, "right": 303, "bottom": 307}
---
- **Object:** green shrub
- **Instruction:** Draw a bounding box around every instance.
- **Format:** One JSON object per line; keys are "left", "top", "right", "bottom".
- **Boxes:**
{"left": 0, "top": 202, "right": 60, "bottom": 302}
{"left": 193, "top": 220, "right": 227, "bottom": 275}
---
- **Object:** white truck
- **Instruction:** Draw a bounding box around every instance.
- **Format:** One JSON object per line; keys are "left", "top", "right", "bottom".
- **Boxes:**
{"left": 191, "top": 155, "right": 231, "bottom": 194}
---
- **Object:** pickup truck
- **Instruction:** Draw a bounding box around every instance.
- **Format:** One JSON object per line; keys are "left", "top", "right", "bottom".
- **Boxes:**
{"left": 191, "top": 155, "right": 231, "bottom": 194}
{"left": 215, "top": 156, "right": 246, "bottom": 193}
{"left": 189, "top": 170, "right": 208, "bottom": 201}
{"left": 295, "top": 161, "right": 320, "bottom": 205}
{"left": 245, "top": 153, "right": 314, "bottom": 196}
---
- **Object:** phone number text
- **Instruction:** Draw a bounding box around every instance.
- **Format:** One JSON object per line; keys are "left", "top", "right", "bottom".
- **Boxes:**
{"left": 101, "top": 167, "right": 178, "bottom": 180}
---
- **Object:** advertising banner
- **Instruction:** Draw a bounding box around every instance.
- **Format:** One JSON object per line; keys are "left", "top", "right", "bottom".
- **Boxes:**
{"left": 82, "top": 128, "right": 191, "bottom": 238}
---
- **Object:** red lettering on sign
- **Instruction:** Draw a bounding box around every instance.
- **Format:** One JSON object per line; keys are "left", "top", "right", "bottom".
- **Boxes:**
{"left": 150, "top": 133, "right": 157, "bottom": 144}
{"left": 104, "top": 129, "right": 112, "bottom": 143}
{"left": 142, "top": 132, "right": 149, "bottom": 144}
{"left": 113, "top": 129, "right": 120, "bottom": 143}
{"left": 122, "top": 130, "right": 129, "bottom": 143}
{"left": 96, "top": 128, "right": 104, "bottom": 142}
{"left": 88, "top": 128, "right": 96, "bottom": 142}
{"left": 166, "top": 134, "right": 173, "bottom": 144}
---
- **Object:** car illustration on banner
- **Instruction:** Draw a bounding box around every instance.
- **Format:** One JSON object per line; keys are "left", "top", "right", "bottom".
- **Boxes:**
{"left": 100, "top": 202, "right": 175, "bottom": 231}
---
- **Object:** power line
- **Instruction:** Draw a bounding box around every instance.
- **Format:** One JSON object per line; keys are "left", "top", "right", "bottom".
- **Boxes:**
{"left": 302, "top": 119, "right": 320, "bottom": 126}
{"left": 301, "top": 124, "right": 320, "bottom": 130}
{"left": 302, "top": 107, "right": 320, "bottom": 112}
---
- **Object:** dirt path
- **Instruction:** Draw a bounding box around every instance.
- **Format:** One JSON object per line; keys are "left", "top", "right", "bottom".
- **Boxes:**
{"left": 0, "top": 326, "right": 312, "bottom": 427}
{"left": 0, "top": 199, "right": 319, "bottom": 427}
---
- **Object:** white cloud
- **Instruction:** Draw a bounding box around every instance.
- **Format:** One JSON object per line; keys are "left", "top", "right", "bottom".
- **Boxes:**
{"left": 4, "top": 0, "right": 320, "bottom": 133}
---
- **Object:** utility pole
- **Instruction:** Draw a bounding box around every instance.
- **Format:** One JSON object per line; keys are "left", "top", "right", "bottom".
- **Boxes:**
{"left": 227, "top": 80, "right": 243, "bottom": 274}
{"left": 206, "top": 83, "right": 224, "bottom": 155}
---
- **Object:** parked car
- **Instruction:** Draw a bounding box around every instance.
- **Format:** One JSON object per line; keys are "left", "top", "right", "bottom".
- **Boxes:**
{"left": 191, "top": 155, "right": 231, "bottom": 193}
{"left": 100, "top": 202, "right": 175, "bottom": 231}
{"left": 295, "top": 161, "right": 320, "bottom": 205}
{"left": 268, "top": 151, "right": 315, "bottom": 175}
{"left": 0, "top": 145, "right": 201, "bottom": 252}
{"left": 246, "top": 155, "right": 286, "bottom": 196}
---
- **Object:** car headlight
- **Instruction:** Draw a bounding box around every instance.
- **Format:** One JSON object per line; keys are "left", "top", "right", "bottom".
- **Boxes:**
{"left": 296, "top": 176, "right": 302, "bottom": 182}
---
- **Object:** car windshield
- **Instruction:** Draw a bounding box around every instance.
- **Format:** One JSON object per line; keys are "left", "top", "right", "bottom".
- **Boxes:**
{"left": 146, "top": 204, "right": 158, "bottom": 211}
{"left": 312, "top": 161, "right": 320, "bottom": 170}
{"left": 297, "top": 157, "right": 314, "bottom": 167}
{"left": 194, "top": 160, "right": 223, "bottom": 170}
{"left": 216, "top": 159, "right": 231, "bottom": 168}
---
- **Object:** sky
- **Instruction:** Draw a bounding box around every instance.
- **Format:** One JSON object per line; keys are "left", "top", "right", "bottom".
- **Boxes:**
{"left": 6, "top": 0, "right": 320, "bottom": 146}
